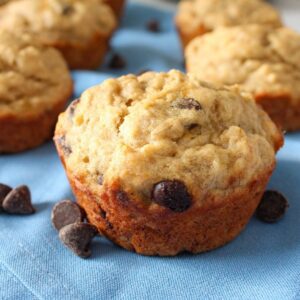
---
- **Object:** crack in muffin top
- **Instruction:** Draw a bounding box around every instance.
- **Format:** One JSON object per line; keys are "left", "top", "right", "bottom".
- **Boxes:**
{"left": 186, "top": 25, "right": 300, "bottom": 104}
{"left": 176, "top": 0, "right": 282, "bottom": 36}
{"left": 0, "top": 0, "right": 117, "bottom": 43}
{"left": 56, "top": 70, "right": 282, "bottom": 206}
{"left": 0, "top": 29, "right": 72, "bottom": 118}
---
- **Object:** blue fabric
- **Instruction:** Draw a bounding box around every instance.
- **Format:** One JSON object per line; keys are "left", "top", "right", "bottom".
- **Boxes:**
{"left": 1, "top": 3, "right": 300, "bottom": 300}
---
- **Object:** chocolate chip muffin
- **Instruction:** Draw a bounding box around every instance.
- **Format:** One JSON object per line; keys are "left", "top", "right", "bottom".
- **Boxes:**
{"left": 105, "top": 0, "right": 125, "bottom": 20}
{"left": 186, "top": 25, "right": 300, "bottom": 131}
{"left": 54, "top": 70, "right": 283, "bottom": 256}
{"left": 175, "top": 0, "right": 282, "bottom": 49}
{"left": 0, "top": 30, "right": 73, "bottom": 153}
{"left": 0, "top": 0, "right": 117, "bottom": 69}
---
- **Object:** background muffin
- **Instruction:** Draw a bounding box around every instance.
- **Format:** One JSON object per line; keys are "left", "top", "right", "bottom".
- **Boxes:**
{"left": 0, "top": 30, "right": 73, "bottom": 153}
{"left": 186, "top": 25, "right": 300, "bottom": 131}
{"left": 175, "top": 0, "right": 282, "bottom": 48}
{"left": 0, "top": 0, "right": 117, "bottom": 69}
{"left": 55, "top": 70, "right": 283, "bottom": 256}
{"left": 105, "top": 0, "right": 126, "bottom": 20}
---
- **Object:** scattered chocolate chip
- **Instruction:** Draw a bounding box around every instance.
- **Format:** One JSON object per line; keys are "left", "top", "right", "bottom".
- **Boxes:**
{"left": 56, "top": 136, "right": 72, "bottom": 156}
{"left": 108, "top": 54, "right": 126, "bottom": 69}
{"left": 172, "top": 98, "right": 202, "bottom": 111}
{"left": 0, "top": 183, "right": 12, "bottom": 211}
{"left": 146, "top": 19, "right": 160, "bottom": 33}
{"left": 51, "top": 200, "right": 84, "bottom": 231}
{"left": 61, "top": 4, "right": 74, "bottom": 15}
{"left": 137, "top": 69, "right": 151, "bottom": 76}
{"left": 2, "top": 185, "right": 35, "bottom": 215}
{"left": 59, "top": 223, "right": 98, "bottom": 258}
{"left": 68, "top": 98, "right": 80, "bottom": 118}
{"left": 151, "top": 180, "right": 192, "bottom": 212}
{"left": 256, "top": 190, "right": 289, "bottom": 223}
{"left": 116, "top": 190, "right": 129, "bottom": 203}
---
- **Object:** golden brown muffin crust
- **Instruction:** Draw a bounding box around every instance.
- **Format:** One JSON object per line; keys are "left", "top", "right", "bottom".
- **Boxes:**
{"left": 176, "top": 0, "right": 282, "bottom": 48}
{"left": 0, "top": 29, "right": 73, "bottom": 152}
{"left": 55, "top": 70, "right": 283, "bottom": 255}
{"left": 186, "top": 25, "right": 300, "bottom": 130}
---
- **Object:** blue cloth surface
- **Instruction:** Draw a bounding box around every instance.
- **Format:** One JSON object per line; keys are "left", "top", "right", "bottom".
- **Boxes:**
{"left": 1, "top": 3, "right": 300, "bottom": 300}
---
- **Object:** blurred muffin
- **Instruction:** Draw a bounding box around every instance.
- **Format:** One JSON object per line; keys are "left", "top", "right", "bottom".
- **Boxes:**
{"left": 105, "top": 0, "right": 125, "bottom": 20}
{"left": 0, "top": 0, "right": 117, "bottom": 69}
{"left": 175, "top": 0, "right": 282, "bottom": 48}
{"left": 186, "top": 25, "right": 300, "bottom": 131}
{"left": 0, "top": 30, "right": 72, "bottom": 153}
{"left": 54, "top": 70, "right": 283, "bottom": 256}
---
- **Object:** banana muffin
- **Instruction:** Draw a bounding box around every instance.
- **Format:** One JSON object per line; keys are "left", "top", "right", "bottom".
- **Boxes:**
{"left": 0, "top": 30, "right": 73, "bottom": 153}
{"left": 55, "top": 70, "right": 283, "bottom": 256}
{"left": 186, "top": 25, "right": 300, "bottom": 131}
{"left": 0, "top": 0, "right": 117, "bottom": 69}
{"left": 175, "top": 0, "right": 282, "bottom": 48}
{"left": 105, "top": 0, "right": 125, "bottom": 19}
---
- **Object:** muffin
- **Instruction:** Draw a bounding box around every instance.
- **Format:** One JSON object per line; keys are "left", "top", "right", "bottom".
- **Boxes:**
{"left": 105, "top": 0, "right": 125, "bottom": 20}
{"left": 175, "top": 0, "right": 282, "bottom": 49}
{"left": 0, "top": 0, "right": 117, "bottom": 69}
{"left": 186, "top": 25, "right": 300, "bottom": 131}
{"left": 54, "top": 70, "right": 283, "bottom": 256}
{"left": 0, "top": 30, "right": 73, "bottom": 153}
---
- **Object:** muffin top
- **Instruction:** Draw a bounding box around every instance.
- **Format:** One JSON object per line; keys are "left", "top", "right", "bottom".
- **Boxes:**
{"left": 186, "top": 25, "right": 300, "bottom": 105}
{"left": 0, "top": 29, "right": 72, "bottom": 118}
{"left": 176, "top": 0, "right": 282, "bottom": 36}
{"left": 0, "top": 0, "right": 117, "bottom": 44}
{"left": 56, "top": 70, "right": 282, "bottom": 209}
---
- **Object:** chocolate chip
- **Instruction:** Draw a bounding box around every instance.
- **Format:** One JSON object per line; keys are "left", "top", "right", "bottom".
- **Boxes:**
{"left": 146, "top": 19, "right": 160, "bottom": 33}
{"left": 2, "top": 185, "right": 35, "bottom": 215}
{"left": 151, "top": 180, "right": 192, "bottom": 212}
{"left": 172, "top": 98, "right": 202, "bottom": 111}
{"left": 51, "top": 200, "right": 84, "bottom": 231}
{"left": 256, "top": 190, "right": 289, "bottom": 223}
{"left": 0, "top": 183, "right": 12, "bottom": 211}
{"left": 61, "top": 4, "right": 74, "bottom": 15}
{"left": 59, "top": 223, "right": 98, "bottom": 258}
{"left": 68, "top": 98, "right": 80, "bottom": 118}
{"left": 56, "top": 136, "right": 72, "bottom": 156}
{"left": 108, "top": 54, "right": 126, "bottom": 69}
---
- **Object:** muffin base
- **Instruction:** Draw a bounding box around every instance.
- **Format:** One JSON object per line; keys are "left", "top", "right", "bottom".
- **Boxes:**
{"left": 0, "top": 86, "right": 73, "bottom": 153}
{"left": 49, "top": 33, "right": 112, "bottom": 70}
{"left": 56, "top": 138, "right": 274, "bottom": 256}
{"left": 256, "top": 93, "right": 300, "bottom": 132}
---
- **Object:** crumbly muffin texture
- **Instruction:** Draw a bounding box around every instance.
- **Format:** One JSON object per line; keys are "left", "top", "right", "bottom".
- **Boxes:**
{"left": 56, "top": 70, "right": 282, "bottom": 208}
{"left": 186, "top": 25, "right": 300, "bottom": 106}
{"left": 0, "top": 29, "right": 72, "bottom": 118}
{"left": 0, "top": 0, "right": 116, "bottom": 44}
{"left": 186, "top": 25, "right": 300, "bottom": 130}
{"left": 176, "top": 0, "right": 282, "bottom": 38}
